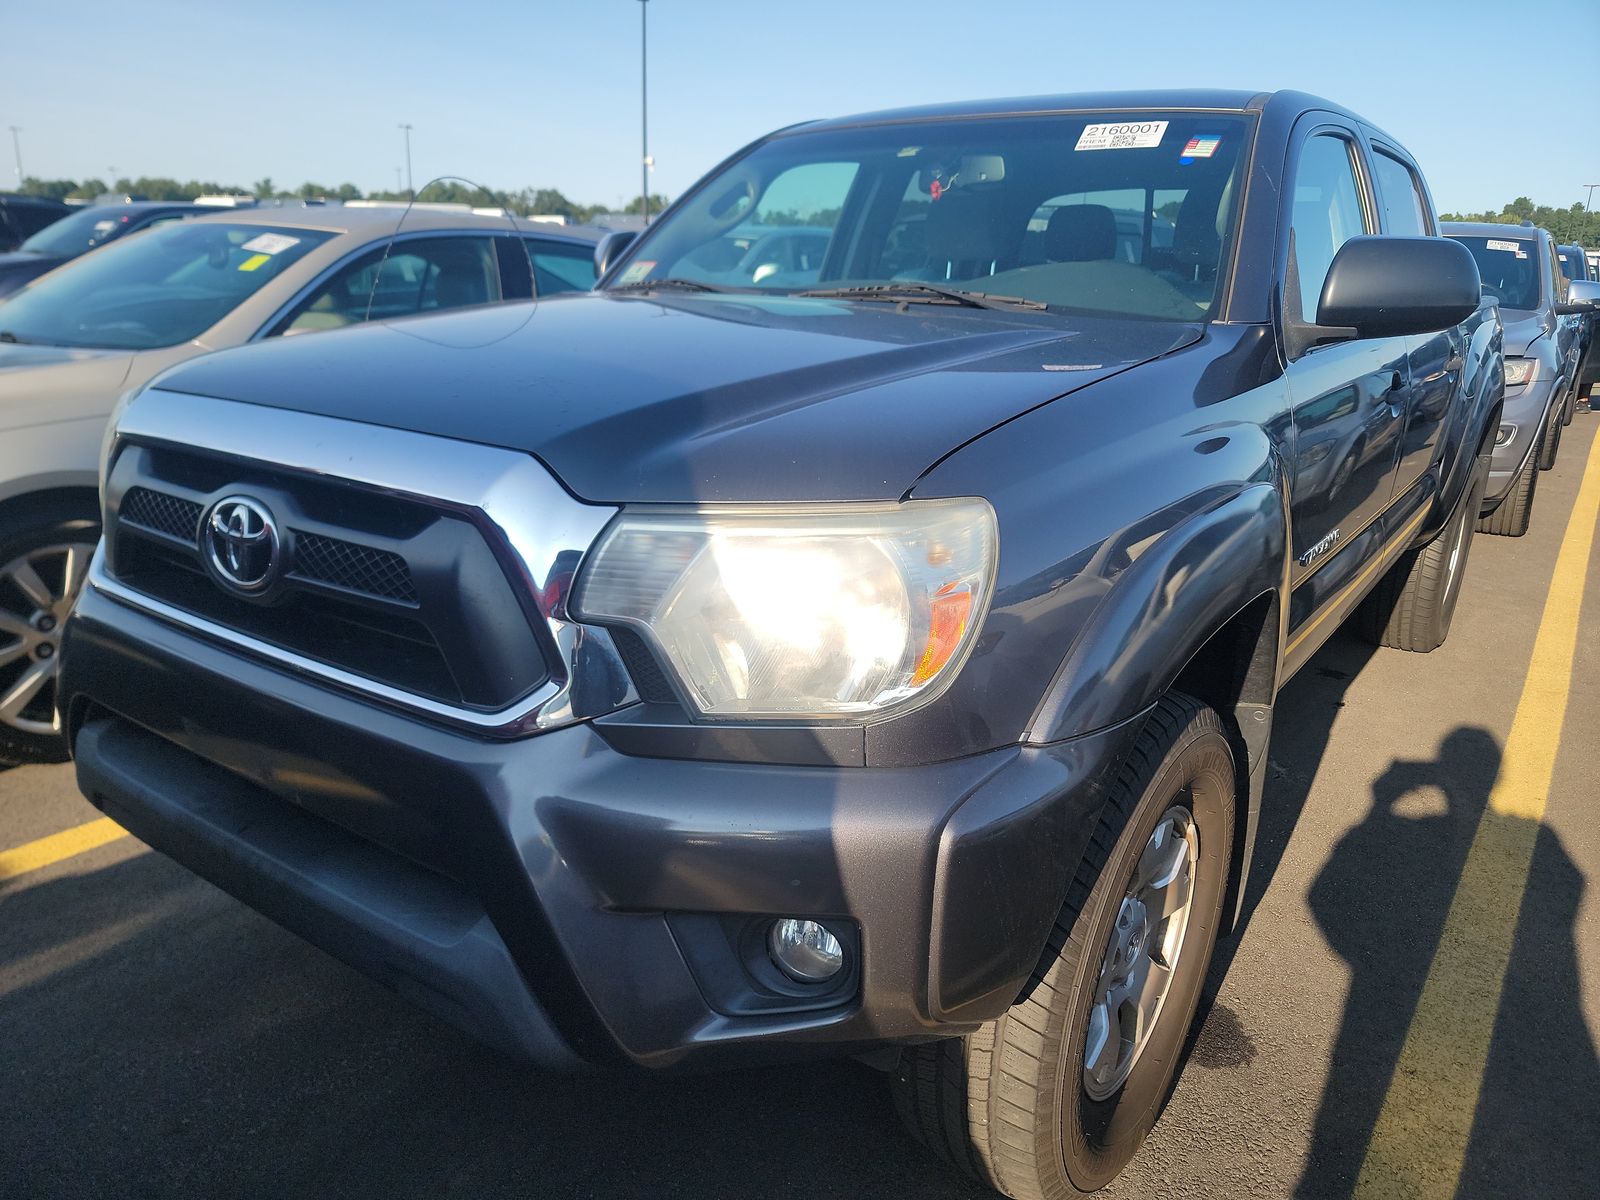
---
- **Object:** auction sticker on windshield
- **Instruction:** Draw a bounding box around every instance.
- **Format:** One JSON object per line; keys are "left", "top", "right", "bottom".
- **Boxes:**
{"left": 1075, "top": 121, "right": 1168, "bottom": 151}
{"left": 1486, "top": 239, "right": 1521, "bottom": 252}
{"left": 241, "top": 233, "right": 300, "bottom": 256}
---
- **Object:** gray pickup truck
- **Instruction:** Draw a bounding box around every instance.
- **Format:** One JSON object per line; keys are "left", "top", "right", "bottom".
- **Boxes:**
{"left": 61, "top": 90, "right": 1506, "bottom": 1196}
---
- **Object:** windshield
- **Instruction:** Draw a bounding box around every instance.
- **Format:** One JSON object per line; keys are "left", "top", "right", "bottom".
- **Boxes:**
{"left": 0, "top": 222, "right": 332, "bottom": 349}
{"left": 20, "top": 206, "right": 157, "bottom": 256}
{"left": 1447, "top": 235, "right": 1541, "bottom": 311}
{"left": 608, "top": 112, "right": 1252, "bottom": 320}
{"left": 1557, "top": 249, "right": 1586, "bottom": 282}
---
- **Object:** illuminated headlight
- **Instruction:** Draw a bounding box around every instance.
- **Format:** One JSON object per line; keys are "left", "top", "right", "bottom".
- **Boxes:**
{"left": 573, "top": 498, "right": 997, "bottom": 721}
{"left": 1504, "top": 358, "right": 1536, "bottom": 388}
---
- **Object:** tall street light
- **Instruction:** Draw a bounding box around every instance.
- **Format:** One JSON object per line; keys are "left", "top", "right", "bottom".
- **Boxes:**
{"left": 398, "top": 123, "right": 414, "bottom": 198}
{"left": 1584, "top": 184, "right": 1600, "bottom": 214}
{"left": 7, "top": 126, "right": 21, "bottom": 186}
{"left": 639, "top": 0, "right": 650, "bottom": 223}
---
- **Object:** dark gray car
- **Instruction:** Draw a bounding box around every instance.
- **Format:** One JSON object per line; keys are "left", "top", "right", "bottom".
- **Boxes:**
{"left": 1443, "top": 221, "right": 1581, "bottom": 534}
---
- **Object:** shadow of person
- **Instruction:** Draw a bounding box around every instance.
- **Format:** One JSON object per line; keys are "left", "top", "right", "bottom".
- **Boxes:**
{"left": 1297, "top": 726, "right": 1598, "bottom": 1198}
{"left": 1297, "top": 726, "right": 1500, "bottom": 1197}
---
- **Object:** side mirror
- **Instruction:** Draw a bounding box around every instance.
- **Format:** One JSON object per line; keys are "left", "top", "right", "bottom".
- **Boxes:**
{"left": 1316, "top": 236, "right": 1482, "bottom": 339}
{"left": 594, "top": 230, "right": 639, "bottom": 280}
{"left": 1555, "top": 278, "right": 1600, "bottom": 315}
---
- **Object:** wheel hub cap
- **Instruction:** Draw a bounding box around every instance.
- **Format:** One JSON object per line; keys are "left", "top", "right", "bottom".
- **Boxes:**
{"left": 1082, "top": 805, "right": 1199, "bottom": 1101}
{"left": 0, "top": 542, "right": 93, "bottom": 737}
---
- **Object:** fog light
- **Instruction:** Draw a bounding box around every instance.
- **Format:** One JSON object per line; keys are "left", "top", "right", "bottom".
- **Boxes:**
{"left": 768, "top": 918, "right": 845, "bottom": 983}
{"left": 1496, "top": 423, "right": 1516, "bottom": 447}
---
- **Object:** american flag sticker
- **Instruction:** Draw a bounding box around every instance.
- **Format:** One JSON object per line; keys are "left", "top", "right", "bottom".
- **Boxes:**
{"left": 1181, "top": 135, "right": 1221, "bottom": 159}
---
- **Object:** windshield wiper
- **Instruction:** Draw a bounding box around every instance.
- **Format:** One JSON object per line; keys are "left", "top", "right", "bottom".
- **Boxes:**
{"left": 606, "top": 278, "right": 726, "bottom": 294}
{"left": 795, "top": 283, "right": 1048, "bottom": 312}
{"left": 0, "top": 330, "right": 28, "bottom": 344}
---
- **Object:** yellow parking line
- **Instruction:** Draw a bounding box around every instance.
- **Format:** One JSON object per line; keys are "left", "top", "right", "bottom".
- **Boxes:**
{"left": 1354, "top": 429, "right": 1600, "bottom": 1198}
{"left": 0, "top": 817, "right": 129, "bottom": 882}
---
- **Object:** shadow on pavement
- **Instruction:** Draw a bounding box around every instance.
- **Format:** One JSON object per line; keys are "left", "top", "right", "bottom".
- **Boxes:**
{"left": 1295, "top": 725, "right": 1598, "bottom": 1199}
{"left": 0, "top": 854, "right": 991, "bottom": 1200}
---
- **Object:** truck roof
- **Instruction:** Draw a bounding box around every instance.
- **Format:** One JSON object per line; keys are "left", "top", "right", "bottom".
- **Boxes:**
{"left": 801, "top": 89, "right": 1372, "bottom": 133}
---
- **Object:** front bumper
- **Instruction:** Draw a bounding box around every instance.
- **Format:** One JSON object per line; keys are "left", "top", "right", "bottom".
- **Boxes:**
{"left": 61, "top": 585, "right": 1134, "bottom": 1070}
{"left": 1486, "top": 376, "right": 1557, "bottom": 503}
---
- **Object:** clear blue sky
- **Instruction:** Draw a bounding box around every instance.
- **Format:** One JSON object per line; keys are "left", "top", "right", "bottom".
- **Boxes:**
{"left": 4, "top": 0, "right": 1596, "bottom": 213}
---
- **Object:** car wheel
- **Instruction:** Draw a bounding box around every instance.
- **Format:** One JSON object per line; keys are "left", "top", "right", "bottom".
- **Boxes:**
{"left": 1358, "top": 452, "right": 1487, "bottom": 652}
{"left": 1539, "top": 399, "right": 1564, "bottom": 470}
{"left": 1478, "top": 430, "right": 1541, "bottom": 538}
{"left": 892, "top": 693, "right": 1234, "bottom": 1198}
{"left": 0, "top": 508, "right": 99, "bottom": 766}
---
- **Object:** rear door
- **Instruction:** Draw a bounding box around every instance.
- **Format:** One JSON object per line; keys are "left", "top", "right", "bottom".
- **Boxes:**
{"left": 1368, "top": 140, "right": 1462, "bottom": 501}
{"left": 1281, "top": 122, "right": 1407, "bottom": 590}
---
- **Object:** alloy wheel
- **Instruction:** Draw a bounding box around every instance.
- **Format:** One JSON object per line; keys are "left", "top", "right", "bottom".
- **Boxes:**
{"left": 0, "top": 542, "right": 93, "bottom": 737}
{"left": 1082, "top": 804, "right": 1200, "bottom": 1100}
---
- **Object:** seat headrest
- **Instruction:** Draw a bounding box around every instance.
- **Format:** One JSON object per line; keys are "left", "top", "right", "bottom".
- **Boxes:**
{"left": 923, "top": 190, "right": 1003, "bottom": 272}
{"left": 1042, "top": 204, "right": 1117, "bottom": 262}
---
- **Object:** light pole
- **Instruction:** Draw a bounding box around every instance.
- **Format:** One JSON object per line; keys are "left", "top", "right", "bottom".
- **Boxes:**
{"left": 639, "top": 0, "right": 650, "bottom": 223}
{"left": 1584, "top": 184, "right": 1600, "bottom": 214}
{"left": 7, "top": 126, "right": 21, "bottom": 186}
{"left": 398, "top": 123, "right": 414, "bottom": 198}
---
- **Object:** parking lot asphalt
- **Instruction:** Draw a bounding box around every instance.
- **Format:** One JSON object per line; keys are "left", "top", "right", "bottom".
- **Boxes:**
{"left": 3, "top": 419, "right": 1598, "bottom": 1200}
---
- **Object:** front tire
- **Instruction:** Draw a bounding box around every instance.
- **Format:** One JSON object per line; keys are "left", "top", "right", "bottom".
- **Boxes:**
{"left": 1357, "top": 452, "right": 1487, "bottom": 652}
{"left": 1478, "top": 430, "right": 1541, "bottom": 538}
{"left": 0, "top": 505, "right": 99, "bottom": 766}
{"left": 893, "top": 694, "right": 1234, "bottom": 1198}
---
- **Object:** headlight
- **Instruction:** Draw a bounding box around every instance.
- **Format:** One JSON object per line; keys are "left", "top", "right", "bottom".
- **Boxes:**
{"left": 1504, "top": 358, "right": 1536, "bottom": 388}
{"left": 573, "top": 498, "right": 997, "bottom": 721}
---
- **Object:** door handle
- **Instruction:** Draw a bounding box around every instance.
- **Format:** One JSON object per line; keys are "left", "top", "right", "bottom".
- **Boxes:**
{"left": 1386, "top": 371, "right": 1406, "bottom": 416}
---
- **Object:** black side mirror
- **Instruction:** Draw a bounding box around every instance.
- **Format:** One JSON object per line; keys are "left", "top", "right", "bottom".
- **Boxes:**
{"left": 1555, "top": 278, "right": 1600, "bottom": 315}
{"left": 594, "top": 230, "right": 639, "bottom": 281}
{"left": 1316, "top": 236, "right": 1482, "bottom": 340}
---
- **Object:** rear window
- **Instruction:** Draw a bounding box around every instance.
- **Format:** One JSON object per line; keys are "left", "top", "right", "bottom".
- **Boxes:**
{"left": 20, "top": 206, "right": 155, "bottom": 256}
{"left": 1446, "top": 235, "right": 1541, "bottom": 311}
{"left": 0, "top": 222, "right": 332, "bottom": 350}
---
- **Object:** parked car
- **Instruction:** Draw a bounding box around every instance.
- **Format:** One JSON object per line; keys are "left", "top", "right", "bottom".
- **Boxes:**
{"left": 0, "top": 193, "right": 70, "bottom": 252}
{"left": 1557, "top": 243, "right": 1597, "bottom": 398}
{"left": 63, "top": 90, "right": 1497, "bottom": 1198}
{"left": 1444, "top": 222, "right": 1578, "bottom": 533}
{"left": 0, "top": 206, "right": 599, "bottom": 764}
{"left": 0, "top": 200, "right": 209, "bottom": 298}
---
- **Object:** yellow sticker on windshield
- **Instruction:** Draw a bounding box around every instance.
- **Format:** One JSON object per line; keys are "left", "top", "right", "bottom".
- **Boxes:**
{"left": 238, "top": 253, "right": 271, "bottom": 272}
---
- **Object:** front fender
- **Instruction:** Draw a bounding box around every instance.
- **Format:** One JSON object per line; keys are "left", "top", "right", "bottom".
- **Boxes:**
{"left": 1025, "top": 476, "right": 1287, "bottom": 745}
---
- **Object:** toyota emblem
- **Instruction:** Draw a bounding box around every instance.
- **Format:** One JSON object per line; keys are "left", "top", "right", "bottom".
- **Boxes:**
{"left": 204, "top": 496, "right": 281, "bottom": 593}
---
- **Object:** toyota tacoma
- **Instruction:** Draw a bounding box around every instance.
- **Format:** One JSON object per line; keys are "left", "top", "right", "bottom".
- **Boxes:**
{"left": 61, "top": 90, "right": 1501, "bottom": 1196}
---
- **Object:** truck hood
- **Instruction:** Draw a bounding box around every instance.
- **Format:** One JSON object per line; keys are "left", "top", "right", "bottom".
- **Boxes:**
{"left": 1499, "top": 310, "right": 1550, "bottom": 359}
{"left": 0, "top": 343, "right": 136, "bottom": 431}
{"left": 150, "top": 291, "right": 1199, "bottom": 503}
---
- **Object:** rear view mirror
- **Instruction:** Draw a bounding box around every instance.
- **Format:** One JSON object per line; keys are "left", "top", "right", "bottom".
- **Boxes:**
{"left": 594, "top": 230, "right": 639, "bottom": 280}
{"left": 1556, "top": 278, "right": 1600, "bottom": 315}
{"left": 1317, "top": 236, "right": 1481, "bottom": 338}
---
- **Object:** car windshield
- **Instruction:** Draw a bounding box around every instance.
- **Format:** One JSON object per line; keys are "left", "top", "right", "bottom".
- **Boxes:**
{"left": 19, "top": 206, "right": 152, "bottom": 256}
{"left": 608, "top": 111, "right": 1253, "bottom": 321}
{"left": 0, "top": 222, "right": 332, "bottom": 349}
{"left": 1447, "top": 235, "right": 1541, "bottom": 311}
{"left": 1557, "top": 249, "right": 1585, "bottom": 282}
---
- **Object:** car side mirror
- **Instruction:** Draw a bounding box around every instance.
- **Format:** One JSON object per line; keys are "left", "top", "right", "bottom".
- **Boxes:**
{"left": 1555, "top": 278, "right": 1600, "bottom": 315}
{"left": 594, "top": 230, "right": 639, "bottom": 281}
{"left": 1316, "top": 236, "right": 1482, "bottom": 340}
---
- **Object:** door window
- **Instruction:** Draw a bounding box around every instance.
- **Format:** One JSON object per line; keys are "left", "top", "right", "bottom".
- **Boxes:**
{"left": 279, "top": 236, "right": 499, "bottom": 335}
{"left": 526, "top": 238, "right": 597, "bottom": 295}
{"left": 1370, "top": 150, "right": 1430, "bottom": 236}
{"left": 1289, "top": 134, "right": 1370, "bottom": 321}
